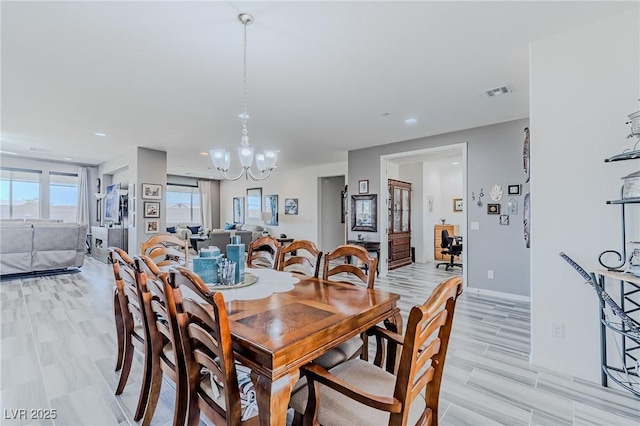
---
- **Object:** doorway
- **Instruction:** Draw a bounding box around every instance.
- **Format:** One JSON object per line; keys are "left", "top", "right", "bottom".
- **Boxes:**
{"left": 379, "top": 144, "right": 467, "bottom": 286}
{"left": 318, "top": 175, "right": 346, "bottom": 252}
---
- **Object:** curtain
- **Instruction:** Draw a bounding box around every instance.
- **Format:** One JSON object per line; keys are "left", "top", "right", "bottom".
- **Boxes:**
{"left": 76, "top": 167, "right": 90, "bottom": 227}
{"left": 198, "top": 180, "right": 214, "bottom": 231}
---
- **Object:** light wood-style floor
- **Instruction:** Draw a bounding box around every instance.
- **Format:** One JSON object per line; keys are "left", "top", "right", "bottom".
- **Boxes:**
{"left": 1, "top": 257, "right": 638, "bottom": 425}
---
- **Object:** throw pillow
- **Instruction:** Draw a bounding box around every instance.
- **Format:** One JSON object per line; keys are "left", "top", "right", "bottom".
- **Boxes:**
{"left": 224, "top": 222, "right": 236, "bottom": 230}
{"left": 253, "top": 225, "right": 264, "bottom": 232}
{"left": 188, "top": 225, "right": 201, "bottom": 234}
{"left": 166, "top": 226, "right": 176, "bottom": 233}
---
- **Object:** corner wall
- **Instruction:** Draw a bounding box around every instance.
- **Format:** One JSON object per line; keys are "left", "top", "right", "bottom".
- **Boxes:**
{"left": 530, "top": 9, "right": 639, "bottom": 381}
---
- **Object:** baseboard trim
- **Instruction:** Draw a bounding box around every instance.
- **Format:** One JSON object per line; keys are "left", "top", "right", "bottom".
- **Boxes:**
{"left": 467, "top": 286, "right": 530, "bottom": 302}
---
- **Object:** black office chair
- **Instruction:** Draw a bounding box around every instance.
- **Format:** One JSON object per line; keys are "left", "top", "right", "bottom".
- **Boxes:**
{"left": 436, "top": 229, "right": 462, "bottom": 270}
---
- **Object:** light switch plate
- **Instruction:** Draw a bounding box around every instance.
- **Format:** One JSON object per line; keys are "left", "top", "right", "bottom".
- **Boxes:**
{"left": 471, "top": 222, "right": 480, "bottom": 230}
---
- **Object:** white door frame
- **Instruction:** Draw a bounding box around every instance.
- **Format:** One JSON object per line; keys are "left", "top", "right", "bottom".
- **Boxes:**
{"left": 379, "top": 143, "right": 468, "bottom": 288}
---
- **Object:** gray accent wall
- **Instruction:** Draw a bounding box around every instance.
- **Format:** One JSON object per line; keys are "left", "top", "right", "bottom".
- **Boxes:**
{"left": 348, "top": 118, "right": 530, "bottom": 297}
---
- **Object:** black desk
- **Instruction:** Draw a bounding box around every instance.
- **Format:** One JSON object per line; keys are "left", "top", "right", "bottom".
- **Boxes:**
{"left": 346, "top": 240, "right": 380, "bottom": 276}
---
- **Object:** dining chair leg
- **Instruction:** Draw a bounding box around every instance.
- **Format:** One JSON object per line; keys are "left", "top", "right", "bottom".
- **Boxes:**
{"left": 115, "top": 332, "right": 134, "bottom": 395}
{"left": 171, "top": 371, "right": 188, "bottom": 426}
{"left": 113, "top": 291, "right": 125, "bottom": 372}
{"left": 139, "top": 356, "right": 163, "bottom": 425}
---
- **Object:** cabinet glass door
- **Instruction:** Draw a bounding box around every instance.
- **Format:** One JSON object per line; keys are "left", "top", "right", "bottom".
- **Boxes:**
{"left": 401, "top": 189, "right": 410, "bottom": 232}
{"left": 393, "top": 188, "right": 401, "bottom": 232}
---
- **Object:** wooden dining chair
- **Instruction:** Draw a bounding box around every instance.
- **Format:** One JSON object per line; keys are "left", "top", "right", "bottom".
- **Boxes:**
{"left": 290, "top": 276, "right": 464, "bottom": 426}
{"left": 277, "top": 239, "right": 322, "bottom": 278}
{"left": 140, "top": 233, "right": 189, "bottom": 268}
{"left": 312, "top": 244, "right": 380, "bottom": 370}
{"left": 165, "top": 266, "right": 259, "bottom": 425}
{"left": 322, "top": 244, "right": 378, "bottom": 289}
{"left": 247, "top": 236, "right": 281, "bottom": 269}
{"left": 132, "top": 255, "right": 188, "bottom": 426}
{"left": 108, "top": 247, "right": 149, "bottom": 422}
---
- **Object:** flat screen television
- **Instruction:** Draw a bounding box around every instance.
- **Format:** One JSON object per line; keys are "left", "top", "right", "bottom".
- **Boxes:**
{"left": 104, "top": 183, "right": 121, "bottom": 223}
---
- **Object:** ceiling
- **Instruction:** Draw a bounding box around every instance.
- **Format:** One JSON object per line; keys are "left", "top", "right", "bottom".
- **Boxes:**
{"left": 2, "top": 1, "right": 636, "bottom": 178}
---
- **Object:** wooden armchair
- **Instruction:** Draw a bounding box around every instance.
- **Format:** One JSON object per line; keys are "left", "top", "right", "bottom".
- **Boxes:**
{"left": 140, "top": 233, "right": 189, "bottom": 268}
{"left": 165, "top": 267, "right": 259, "bottom": 425}
{"left": 290, "top": 276, "right": 464, "bottom": 426}
{"left": 312, "top": 244, "right": 380, "bottom": 370}
{"left": 247, "top": 236, "right": 281, "bottom": 269}
{"left": 277, "top": 239, "right": 322, "bottom": 278}
{"left": 108, "top": 247, "right": 149, "bottom": 422}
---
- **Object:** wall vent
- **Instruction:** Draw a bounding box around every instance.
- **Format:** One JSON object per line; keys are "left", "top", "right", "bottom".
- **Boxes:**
{"left": 483, "top": 85, "right": 512, "bottom": 98}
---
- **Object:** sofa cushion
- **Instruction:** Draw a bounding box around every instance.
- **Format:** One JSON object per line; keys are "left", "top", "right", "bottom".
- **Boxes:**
{"left": 0, "top": 221, "right": 34, "bottom": 274}
{"left": 224, "top": 222, "right": 236, "bottom": 230}
{"left": 166, "top": 226, "right": 176, "bottom": 233}
{"left": 31, "top": 222, "right": 87, "bottom": 272}
{"left": 188, "top": 225, "right": 201, "bottom": 234}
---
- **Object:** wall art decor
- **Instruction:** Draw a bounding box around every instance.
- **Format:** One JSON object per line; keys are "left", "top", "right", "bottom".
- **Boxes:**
{"left": 264, "top": 194, "right": 278, "bottom": 226}
{"left": 507, "top": 198, "right": 518, "bottom": 215}
{"left": 490, "top": 184, "right": 503, "bottom": 201}
{"left": 233, "top": 197, "right": 245, "bottom": 224}
{"left": 142, "top": 183, "right": 162, "bottom": 200}
{"left": 351, "top": 194, "right": 377, "bottom": 232}
{"left": 487, "top": 203, "right": 500, "bottom": 215}
{"left": 145, "top": 220, "right": 159, "bottom": 234}
{"left": 523, "top": 127, "right": 530, "bottom": 183}
{"left": 427, "top": 195, "right": 434, "bottom": 213}
{"left": 143, "top": 201, "right": 160, "bottom": 218}
{"left": 524, "top": 192, "right": 530, "bottom": 248}
{"left": 358, "top": 179, "right": 369, "bottom": 194}
{"left": 453, "top": 198, "right": 463, "bottom": 212}
{"left": 284, "top": 198, "right": 298, "bottom": 215}
{"left": 508, "top": 184, "right": 521, "bottom": 195}
{"left": 499, "top": 215, "right": 510, "bottom": 225}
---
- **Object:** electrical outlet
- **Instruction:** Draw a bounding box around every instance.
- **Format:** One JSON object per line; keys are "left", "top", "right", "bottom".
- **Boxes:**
{"left": 551, "top": 321, "right": 564, "bottom": 338}
{"left": 487, "top": 270, "right": 494, "bottom": 279}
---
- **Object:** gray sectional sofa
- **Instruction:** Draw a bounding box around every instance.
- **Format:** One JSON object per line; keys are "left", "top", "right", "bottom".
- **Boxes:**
{"left": 0, "top": 221, "right": 88, "bottom": 276}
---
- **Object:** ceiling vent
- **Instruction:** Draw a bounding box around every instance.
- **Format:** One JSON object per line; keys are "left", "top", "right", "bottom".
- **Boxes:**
{"left": 483, "top": 85, "right": 512, "bottom": 98}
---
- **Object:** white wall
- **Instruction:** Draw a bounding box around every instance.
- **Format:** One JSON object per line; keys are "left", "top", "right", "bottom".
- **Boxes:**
{"left": 219, "top": 162, "right": 347, "bottom": 244}
{"left": 530, "top": 9, "right": 639, "bottom": 381}
{"left": 422, "top": 165, "right": 442, "bottom": 260}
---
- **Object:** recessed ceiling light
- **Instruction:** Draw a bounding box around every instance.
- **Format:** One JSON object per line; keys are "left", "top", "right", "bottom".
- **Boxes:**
{"left": 200, "top": 152, "right": 208, "bottom": 156}
{"left": 29, "top": 147, "right": 49, "bottom": 152}
{"left": 94, "top": 132, "right": 107, "bottom": 137}
{"left": 452, "top": 162, "right": 460, "bottom": 165}
{"left": 64, "top": 157, "right": 73, "bottom": 161}
{"left": 238, "top": 113, "right": 250, "bottom": 119}
{"left": 405, "top": 118, "right": 417, "bottom": 124}
{"left": 0, "top": 150, "right": 18, "bottom": 155}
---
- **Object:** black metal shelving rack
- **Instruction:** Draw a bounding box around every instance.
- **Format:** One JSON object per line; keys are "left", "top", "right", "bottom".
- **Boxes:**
{"left": 596, "top": 151, "right": 640, "bottom": 397}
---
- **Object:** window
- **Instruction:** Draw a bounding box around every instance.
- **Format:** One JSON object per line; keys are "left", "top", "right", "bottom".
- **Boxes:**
{"left": 0, "top": 168, "right": 41, "bottom": 219}
{"left": 50, "top": 172, "right": 78, "bottom": 222}
{"left": 166, "top": 184, "right": 200, "bottom": 225}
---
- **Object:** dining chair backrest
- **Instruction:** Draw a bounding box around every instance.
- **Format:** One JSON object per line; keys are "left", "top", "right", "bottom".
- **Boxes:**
{"left": 394, "top": 276, "right": 463, "bottom": 423}
{"left": 140, "top": 233, "right": 189, "bottom": 267}
{"left": 247, "top": 236, "right": 281, "bottom": 269}
{"left": 108, "top": 247, "right": 146, "bottom": 397}
{"left": 132, "top": 255, "right": 188, "bottom": 426}
{"left": 277, "top": 239, "right": 322, "bottom": 278}
{"left": 165, "top": 267, "right": 248, "bottom": 425}
{"left": 323, "top": 244, "right": 378, "bottom": 289}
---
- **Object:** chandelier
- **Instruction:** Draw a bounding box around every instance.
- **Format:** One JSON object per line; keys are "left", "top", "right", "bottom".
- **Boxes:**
{"left": 210, "top": 13, "right": 279, "bottom": 181}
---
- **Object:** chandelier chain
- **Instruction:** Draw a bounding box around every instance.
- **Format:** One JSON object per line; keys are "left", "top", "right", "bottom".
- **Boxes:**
{"left": 241, "top": 18, "right": 248, "bottom": 139}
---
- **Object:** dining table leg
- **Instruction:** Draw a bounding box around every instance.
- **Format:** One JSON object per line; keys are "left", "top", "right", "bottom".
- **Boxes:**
{"left": 384, "top": 308, "right": 403, "bottom": 374}
{"left": 252, "top": 368, "right": 301, "bottom": 426}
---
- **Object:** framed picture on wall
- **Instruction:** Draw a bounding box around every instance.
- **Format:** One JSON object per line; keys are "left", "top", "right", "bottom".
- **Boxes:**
{"left": 145, "top": 220, "right": 159, "bottom": 234}
{"left": 284, "top": 198, "right": 298, "bottom": 215}
{"left": 358, "top": 180, "right": 369, "bottom": 194}
{"left": 487, "top": 203, "right": 501, "bottom": 215}
{"left": 142, "top": 183, "right": 162, "bottom": 200}
{"left": 233, "top": 197, "right": 245, "bottom": 224}
{"left": 143, "top": 201, "right": 160, "bottom": 218}
{"left": 453, "top": 198, "right": 463, "bottom": 212}
{"left": 508, "top": 184, "right": 521, "bottom": 195}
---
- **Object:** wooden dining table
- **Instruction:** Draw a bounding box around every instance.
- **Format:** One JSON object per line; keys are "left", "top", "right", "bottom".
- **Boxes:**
{"left": 223, "top": 274, "right": 402, "bottom": 426}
